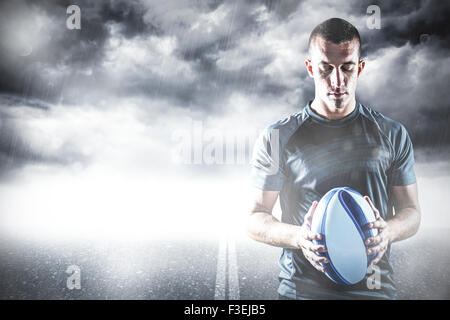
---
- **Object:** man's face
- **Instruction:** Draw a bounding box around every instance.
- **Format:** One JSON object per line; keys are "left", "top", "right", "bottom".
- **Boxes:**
{"left": 305, "top": 36, "right": 365, "bottom": 109}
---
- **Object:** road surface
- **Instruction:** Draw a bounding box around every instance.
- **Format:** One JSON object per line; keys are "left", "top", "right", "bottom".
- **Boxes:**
{"left": 0, "top": 227, "right": 448, "bottom": 299}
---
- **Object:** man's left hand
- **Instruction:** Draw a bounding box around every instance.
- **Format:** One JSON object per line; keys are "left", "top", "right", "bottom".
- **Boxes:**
{"left": 364, "top": 196, "right": 391, "bottom": 266}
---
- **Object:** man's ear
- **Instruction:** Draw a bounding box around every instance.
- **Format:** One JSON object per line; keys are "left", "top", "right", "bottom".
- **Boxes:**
{"left": 357, "top": 59, "right": 366, "bottom": 77}
{"left": 305, "top": 59, "right": 314, "bottom": 78}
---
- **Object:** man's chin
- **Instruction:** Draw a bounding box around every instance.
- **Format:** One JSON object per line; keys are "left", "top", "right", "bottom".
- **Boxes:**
{"left": 335, "top": 103, "right": 345, "bottom": 109}
{"left": 327, "top": 97, "right": 344, "bottom": 109}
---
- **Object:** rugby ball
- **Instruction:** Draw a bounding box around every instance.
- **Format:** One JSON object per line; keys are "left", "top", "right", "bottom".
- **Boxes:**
{"left": 311, "top": 187, "right": 378, "bottom": 285}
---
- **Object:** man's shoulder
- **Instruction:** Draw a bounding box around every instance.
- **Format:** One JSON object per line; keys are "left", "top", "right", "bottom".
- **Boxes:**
{"left": 263, "top": 109, "right": 308, "bottom": 141}
{"left": 359, "top": 103, "right": 409, "bottom": 139}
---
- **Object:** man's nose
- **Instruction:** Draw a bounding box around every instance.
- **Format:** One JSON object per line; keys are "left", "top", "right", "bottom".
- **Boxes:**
{"left": 330, "top": 68, "right": 345, "bottom": 89}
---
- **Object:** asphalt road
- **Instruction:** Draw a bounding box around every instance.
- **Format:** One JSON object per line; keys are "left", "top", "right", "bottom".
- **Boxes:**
{"left": 0, "top": 227, "right": 449, "bottom": 300}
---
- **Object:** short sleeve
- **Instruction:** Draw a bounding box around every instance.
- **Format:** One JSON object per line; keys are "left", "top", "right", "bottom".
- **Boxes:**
{"left": 250, "top": 125, "right": 286, "bottom": 190}
{"left": 390, "top": 124, "right": 417, "bottom": 186}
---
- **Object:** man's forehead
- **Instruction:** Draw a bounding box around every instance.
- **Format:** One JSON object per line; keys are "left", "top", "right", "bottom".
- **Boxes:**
{"left": 310, "top": 37, "right": 359, "bottom": 63}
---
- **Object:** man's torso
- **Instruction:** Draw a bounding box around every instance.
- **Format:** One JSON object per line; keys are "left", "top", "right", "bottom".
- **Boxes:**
{"left": 251, "top": 101, "right": 417, "bottom": 299}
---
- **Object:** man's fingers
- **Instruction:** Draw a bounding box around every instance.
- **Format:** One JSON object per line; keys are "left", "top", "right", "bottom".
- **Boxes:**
{"left": 308, "top": 200, "right": 318, "bottom": 215}
{"left": 301, "top": 228, "right": 322, "bottom": 242}
{"left": 367, "top": 239, "right": 388, "bottom": 255}
{"left": 364, "top": 195, "right": 380, "bottom": 219}
{"left": 304, "top": 201, "right": 317, "bottom": 218}
{"left": 311, "top": 243, "right": 327, "bottom": 253}
{"left": 308, "top": 231, "right": 322, "bottom": 241}
{"left": 299, "top": 234, "right": 324, "bottom": 252}
{"left": 366, "top": 229, "right": 388, "bottom": 246}
{"left": 368, "top": 219, "right": 387, "bottom": 229}
{"left": 365, "top": 236, "right": 376, "bottom": 246}
{"left": 304, "top": 201, "right": 318, "bottom": 226}
{"left": 370, "top": 249, "right": 386, "bottom": 266}
{"left": 366, "top": 234, "right": 381, "bottom": 246}
{"left": 302, "top": 247, "right": 328, "bottom": 272}
{"left": 312, "top": 262, "right": 326, "bottom": 273}
{"left": 309, "top": 251, "right": 329, "bottom": 263}
{"left": 310, "top": 260, "right": 325, "bottom": 273}
{"left": 367, "top": 244, "right": 381, "bottom": 255}
{"left": 305, "top": 251, "right": 328, "bottom": 271}
{"left": 298, "top": 235, "right": 311, "bottom": 251}
{"left": 367, "top": 231, "right": 388, "bottom": 255}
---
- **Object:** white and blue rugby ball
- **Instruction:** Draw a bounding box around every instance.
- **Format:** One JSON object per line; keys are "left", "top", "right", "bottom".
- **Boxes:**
{"left": 311, "top": 187, "right": 378, "bottom": 285}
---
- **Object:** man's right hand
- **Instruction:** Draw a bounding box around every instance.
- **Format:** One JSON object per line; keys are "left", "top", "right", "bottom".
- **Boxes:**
{"left": 296, "top": 201, "right": 329, "bottom": 273}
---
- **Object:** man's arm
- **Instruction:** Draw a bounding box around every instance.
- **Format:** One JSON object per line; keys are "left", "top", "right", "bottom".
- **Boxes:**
{"left": 246, "top": 189, "right": 301, "bottom": 249}
{"left": 388, "top": 182, "right": 421, "bottom": 243}
{"left": 246, "top": 188, "right": 328, "bottom": 272}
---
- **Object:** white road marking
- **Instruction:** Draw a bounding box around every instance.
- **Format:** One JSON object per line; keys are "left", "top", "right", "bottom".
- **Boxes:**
{"left": 227, "top": 236, "right": 240, "bottom": 300}
{"left": 214, "top": 234, "right": 227, "bottom": 300}
{"left": 214, "top": 232, "right": 240, "bottom": 300}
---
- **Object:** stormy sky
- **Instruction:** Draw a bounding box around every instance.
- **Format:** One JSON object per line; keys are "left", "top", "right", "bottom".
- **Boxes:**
{"left": 0, "top": 0, "right": 449, "bottom": 238}
{"left": 1, "top": 0, "right": 449, "bottom": 173}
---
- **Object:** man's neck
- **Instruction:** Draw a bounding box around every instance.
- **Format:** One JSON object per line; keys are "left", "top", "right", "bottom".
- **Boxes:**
{"left": 310, "top": 97, "right": 356, "bottom": 120}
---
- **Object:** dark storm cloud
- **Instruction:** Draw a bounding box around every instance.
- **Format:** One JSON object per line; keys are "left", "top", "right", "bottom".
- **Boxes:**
{"left": 99, "top": 1, "right": 161, "bottom": 38}
{"left": 0, "top": 0, "right": 277, "bottom": 107}
{"left": 0, "top": 0, "right": 158, "bottom": 102}
{"left": 346, "top": 0, "right": 450, "bottom": 149}
{"left": 2, "top": 0, "right": 448, "bottom": 104}
{"left": 89, "top": 0, "right": 290, "bottom": 111}
{"left": 350, "top": 0, "right": 450, "bottom": 55}
{"left": 0, "top": 0, "right": 313, "bottom": 109}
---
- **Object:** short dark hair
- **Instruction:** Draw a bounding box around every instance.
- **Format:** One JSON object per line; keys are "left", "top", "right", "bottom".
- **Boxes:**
{"left": 308, "top": 18, "right": 362, "bottom": 58}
